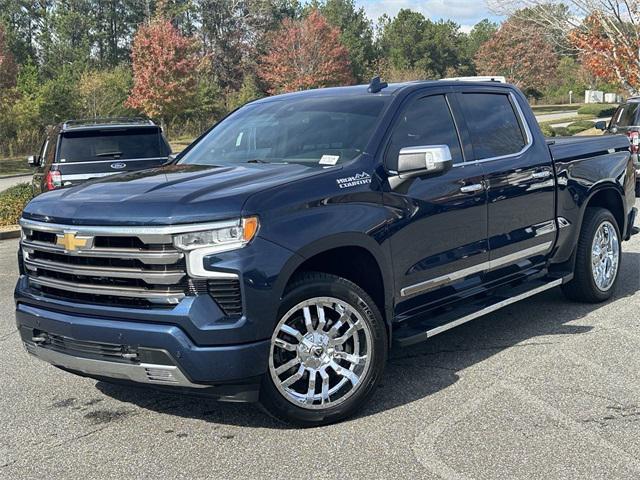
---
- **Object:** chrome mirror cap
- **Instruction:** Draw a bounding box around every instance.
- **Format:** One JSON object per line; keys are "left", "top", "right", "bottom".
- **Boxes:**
{"left": 389, "top": 144, "right": 453, "bottom": 189}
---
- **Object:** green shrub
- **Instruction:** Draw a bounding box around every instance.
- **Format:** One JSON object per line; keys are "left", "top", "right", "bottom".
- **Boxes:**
{"left": 566, "top": 120, "right": 595, "bottom": 135}
{"left": 0, "top": 183, "right": 34, "bottom": 226}
{"left": 539, "top": 123, "right": 556, "bottom": 137}
{"left": 577, "top": 104, "right": 618, "bottom": 117}
{"left": 553, "top": 126, "right": 571, "bottom": 136}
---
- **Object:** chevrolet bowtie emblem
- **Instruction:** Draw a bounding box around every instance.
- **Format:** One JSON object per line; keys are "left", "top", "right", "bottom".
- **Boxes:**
{"left": 56, "top": 233, "right": 92, "bottom": 251}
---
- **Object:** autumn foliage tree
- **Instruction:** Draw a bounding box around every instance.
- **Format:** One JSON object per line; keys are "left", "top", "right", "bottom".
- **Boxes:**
{"left": 489, "top": 0, "right": 640, "bottom": 93}
{"left": 475, "top": 16, "right": 559, "bottom": 93}
{"left": 126, "top": 16, "right": 200, "bottom": 127}
{"left": 259, "top": 10, "right": 354, "bottom": 94}
{"left": 570, "top": 13, "right": 640, "bottom": 93}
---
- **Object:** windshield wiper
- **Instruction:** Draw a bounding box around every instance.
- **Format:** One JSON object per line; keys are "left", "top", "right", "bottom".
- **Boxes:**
{"left": 96, "top": 151, "right": 123, "bottom": 157}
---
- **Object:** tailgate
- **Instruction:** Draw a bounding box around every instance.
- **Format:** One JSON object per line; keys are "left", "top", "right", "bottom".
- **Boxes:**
{"left": 53, "top": 157, "right": 168, "bottom": 187}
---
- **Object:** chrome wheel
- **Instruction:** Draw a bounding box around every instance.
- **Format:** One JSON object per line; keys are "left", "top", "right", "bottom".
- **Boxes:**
{"left": 591, "top": 220, "right": 620, "bottom": 292}
{"left": 269, "top": 297, "right": 373, "bottom": 410}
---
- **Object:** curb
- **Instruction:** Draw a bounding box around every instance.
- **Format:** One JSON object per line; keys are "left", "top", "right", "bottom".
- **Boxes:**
{"left": 0, "top": 227, "right": 20, "bottom": 240}
{"left": 0, "top": 173, "right": 33, "bottom": 180}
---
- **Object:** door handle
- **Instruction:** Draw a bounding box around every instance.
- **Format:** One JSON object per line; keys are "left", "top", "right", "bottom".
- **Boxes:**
{"left": 460, "top": 183, "right": 484, "bottom": 193}
{"left": 531, "top": 170, "right": 552, "bottom": 179}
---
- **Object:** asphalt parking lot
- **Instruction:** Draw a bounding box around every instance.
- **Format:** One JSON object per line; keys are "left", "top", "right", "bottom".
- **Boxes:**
{"left": 1, "top": 202, "right": 639, "bottom": 480}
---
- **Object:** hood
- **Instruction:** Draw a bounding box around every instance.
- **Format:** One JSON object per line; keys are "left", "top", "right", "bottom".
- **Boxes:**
{"left": 23, "top": 163, "right": 324, "bottom": 225}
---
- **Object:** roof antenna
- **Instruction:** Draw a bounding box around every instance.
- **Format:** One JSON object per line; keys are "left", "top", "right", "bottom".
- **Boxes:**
{"left": 368, "top": 76, "right": 388, "bottom": 94}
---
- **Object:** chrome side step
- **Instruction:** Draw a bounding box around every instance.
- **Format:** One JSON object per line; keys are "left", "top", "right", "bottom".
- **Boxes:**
{"left": 395, "top": 277, "right": 566, "bottom": 347}
{"left": 425, "top": 279, "right": 563, "bottom": 338}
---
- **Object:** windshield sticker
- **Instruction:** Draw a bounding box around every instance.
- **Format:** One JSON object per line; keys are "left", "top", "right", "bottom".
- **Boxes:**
{"left": 319, "top": 154, "right": 340, "bottom": 166}
{"left": 336, "top": 172, "right": 371, "bottom": 189}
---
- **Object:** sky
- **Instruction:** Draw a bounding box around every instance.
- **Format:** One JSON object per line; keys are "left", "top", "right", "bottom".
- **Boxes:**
{"left": 355, "top": 0, "right": 504, "bottom": 33}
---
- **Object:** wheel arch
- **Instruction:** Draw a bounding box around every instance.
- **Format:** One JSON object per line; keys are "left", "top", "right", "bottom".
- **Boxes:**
{"left": 582, "top": 185, "right": 626, "bottom": 235}
{"left": 275, "top": 233, "right": 394, "bottom": 342}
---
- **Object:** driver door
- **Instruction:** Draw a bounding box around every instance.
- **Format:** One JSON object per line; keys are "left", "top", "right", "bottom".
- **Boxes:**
{"left": 384, "top": 92, "right": 488, "bottom": 316}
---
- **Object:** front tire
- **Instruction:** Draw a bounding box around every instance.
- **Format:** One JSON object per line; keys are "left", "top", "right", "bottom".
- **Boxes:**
{"left": 259, "top": 272, "right": 387, "bottom": 427}
{"left": 562, "top": 207, "right": 622, "bottom": 303}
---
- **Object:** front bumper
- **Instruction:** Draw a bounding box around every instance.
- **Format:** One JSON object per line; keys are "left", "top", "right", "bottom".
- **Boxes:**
{"left": 16, "top": 302, "right": 270, "bottom": 401}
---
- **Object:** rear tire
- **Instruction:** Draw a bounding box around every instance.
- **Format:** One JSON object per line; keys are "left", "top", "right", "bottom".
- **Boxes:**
{"left": 259, "top": 272, "right": 387, "bottom": 427}
{"left": 562, "top": 207, "right": 622, "bottom": 303}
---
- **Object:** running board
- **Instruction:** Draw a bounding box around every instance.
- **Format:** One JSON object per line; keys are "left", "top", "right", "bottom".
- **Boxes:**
{"left": 394, "top": 278, "right": 565, "bottom": 347}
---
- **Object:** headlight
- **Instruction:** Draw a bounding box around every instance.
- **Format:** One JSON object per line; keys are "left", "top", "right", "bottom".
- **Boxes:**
{"left": 173, "top": 217, "right": 259, "bottom": 251}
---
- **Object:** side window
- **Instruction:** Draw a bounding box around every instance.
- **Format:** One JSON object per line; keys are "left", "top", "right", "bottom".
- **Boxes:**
{"left": 460, "top": 93, "right": 526, "bottom": 160}
{"left": 612, "top": 103, "right": 638, "bottom": 128}
{"left": 386, "top": 94, "right": 464, "bottom": 170}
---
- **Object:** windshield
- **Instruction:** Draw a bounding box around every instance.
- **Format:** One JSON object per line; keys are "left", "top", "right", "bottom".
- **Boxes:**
{"left": 57, "top": 127, "right": 169, "bottom": 162}
{"left": 179, "top": 96, "right": 389, "bottom": 168}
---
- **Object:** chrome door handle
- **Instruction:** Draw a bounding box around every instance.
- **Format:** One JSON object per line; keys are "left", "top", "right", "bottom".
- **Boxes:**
{"left": 531, "top": 170, "right": 552, "bottom": 179}
{"left": 460, "top": 184, "right": 484, "bottom": 193}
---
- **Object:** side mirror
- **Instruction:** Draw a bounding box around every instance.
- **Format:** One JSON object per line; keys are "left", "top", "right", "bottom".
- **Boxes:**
{"left": 27, "top": 155, "right": 38, "bottom": 167}
{"left": 594, "top": 121, "right": 607, "bottom": 131}
{"left": 390, "top": 145, "right": 453, "bottom": 189}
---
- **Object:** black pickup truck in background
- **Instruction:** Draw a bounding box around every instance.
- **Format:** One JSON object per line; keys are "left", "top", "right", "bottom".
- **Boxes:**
{"left": 16, "top": 79, "right": 638, "bottom": 426}
{"left": 28, "top": 118, "right": 172, "bottom": 192}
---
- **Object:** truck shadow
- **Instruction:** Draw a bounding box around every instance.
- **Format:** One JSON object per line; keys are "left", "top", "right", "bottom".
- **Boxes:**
{"left": 96, "top": 251, "right": 640, "bottom": 429}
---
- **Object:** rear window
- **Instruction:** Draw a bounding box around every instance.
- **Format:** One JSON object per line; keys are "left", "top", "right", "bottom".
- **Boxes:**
{"left": 459, "top": 92, "right": 527, "bottom": 160}
{"left": 57, "top": 128, "right": 169, "bottom": 162}
{"left": 611, "top": 103, "right": 639, "bottom": 128}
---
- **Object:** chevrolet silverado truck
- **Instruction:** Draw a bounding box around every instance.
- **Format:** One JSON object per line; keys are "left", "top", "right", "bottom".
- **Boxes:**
{"left": 15, "top": 79, "right": 638, "bottom": 426}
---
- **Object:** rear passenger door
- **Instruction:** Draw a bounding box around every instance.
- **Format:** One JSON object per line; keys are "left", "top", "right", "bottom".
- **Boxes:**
{"left": 454, "top": 88, "right": 556, "bottom": 274}
{"left": 384, "top": 91, "right": 488, "bottom": 314}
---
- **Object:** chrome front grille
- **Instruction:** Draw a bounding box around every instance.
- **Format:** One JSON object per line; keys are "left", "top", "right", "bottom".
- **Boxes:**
{"left": 21, "top": 220, "right": 189, "bottom": 307}
{"left": 20, "top": 218, "right": 245, "bottom": 314}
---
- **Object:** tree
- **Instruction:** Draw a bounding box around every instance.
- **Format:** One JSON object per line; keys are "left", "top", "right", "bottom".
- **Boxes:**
{"left": 465, "top": 19, "right": 498, "bottom": 61}
{"left": 377, "top": 10, "right": 470, "bottom": 78}
{"left": 0, "top": 24, "right": 18, "bottom": 89}
{"left": 488, "top": 0, "right": 640, "bottom": 93}
{"left": 259, "top": 10, "right": 354, "bottom": 93}
{"left": 198, "top": 0, "right": 281, "bottom": 91}
{"left": 78, "top": 65, "right": 133, "bottom": 118}
{"left": 569, "top": 13, "right": 640, "bottom": 93}
{"left": 126, "top": 16, "right": 200, "bottom": 127}
{"left": 474, "top": 15, "right": 559, "bottom": 92}
{"left": 312, "top": 0, "right": 376, "bottom": 82}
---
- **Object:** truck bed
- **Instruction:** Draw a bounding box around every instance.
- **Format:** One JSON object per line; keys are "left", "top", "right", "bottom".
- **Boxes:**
{"left": 548, "top": 134, "right": 630, "bottom": 162}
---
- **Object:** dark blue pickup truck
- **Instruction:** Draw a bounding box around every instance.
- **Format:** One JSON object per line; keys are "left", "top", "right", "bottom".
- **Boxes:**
{"left": 15, "top": 79, "right": 638, "bottom": 426}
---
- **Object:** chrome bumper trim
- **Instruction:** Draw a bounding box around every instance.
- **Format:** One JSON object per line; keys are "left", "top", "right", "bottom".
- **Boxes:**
{"left": 24, "top": 342, "right": 208, "bottom": 388}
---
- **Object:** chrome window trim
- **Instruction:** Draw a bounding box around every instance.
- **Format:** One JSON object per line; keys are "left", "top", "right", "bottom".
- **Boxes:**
{"left": 51, "top": 156, "right": 167, "bottom": 166}
{"left": 400, "top": 241, "right": 552, "bottom": 297}
{"left": 453, "top": 91, "right": 534, "bottom": 168}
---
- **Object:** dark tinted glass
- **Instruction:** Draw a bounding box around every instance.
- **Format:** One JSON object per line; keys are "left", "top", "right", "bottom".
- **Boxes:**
{"left": 612, "top": 102, "right": 639, "bottom": 127}
{"left": 460, "top": 93, "right": 526, "bottom": 159}
{"left": 386, "top": 94, "right": 463, "bottom": 169}
{"left": 58, "top": 127, "right": 169, "bottom": 162}
{"left": 180, "top": 96, "right": 389, "bottom": 167}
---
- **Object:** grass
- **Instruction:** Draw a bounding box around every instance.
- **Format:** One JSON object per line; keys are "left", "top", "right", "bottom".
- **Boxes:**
{"left": 537, "top": 114, "right": 595, "bottom": 126}
{"left": 169, "top": 136, "right": 195, "bottom": 154}
{"left": 530, "top": 104, "right": 581, "bottom": 114}
{"left": 576, "top": 104, "right": 618, "bottom": 117}
{"left": 0, "top": 156, "right": 34, "bottom": 177}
